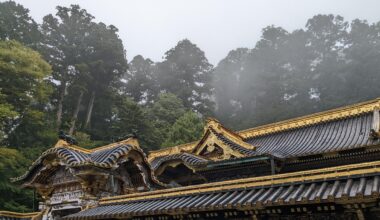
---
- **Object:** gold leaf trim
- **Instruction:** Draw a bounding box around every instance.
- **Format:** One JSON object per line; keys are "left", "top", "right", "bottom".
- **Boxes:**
{"left": 239, "top": 98, "right": 380, "bottom": 139}
{"left": 148, "top": 98, "right": 380, "bottom": 160}
{"left": 100, "top": 159, "right": 380, "bottom": 204}
{"left": 54, "top": 137, "right": 140, "bottom": 154}
{"left": 0, "top": 211, "right": 41, "bottom": 218}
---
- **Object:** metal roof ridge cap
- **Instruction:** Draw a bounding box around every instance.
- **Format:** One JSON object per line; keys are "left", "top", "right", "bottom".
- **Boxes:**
{"left": 239, "top": 98, "right": 380, "bottom": 139}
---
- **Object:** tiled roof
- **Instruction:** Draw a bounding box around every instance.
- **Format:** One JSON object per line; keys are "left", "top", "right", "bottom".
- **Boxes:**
{"left": 150, "top": 152, "right": 209, "bottom": 170}
{"left": 150, "top": 122, "right": 256, "bottom": 170}
{"left": 148, "top": 98, "right": 380, "bottom": 160}
{"left": 248, "top": 112, "right": 380, "bottom": 158}
{"left": 210, "top": 128, "right": 255, "bottom": 156}
{"left": 150, "top": 110, "right": 379, "bottom": 172}
{"left": 64, "top": 160, "right": 380, "bottom": 219}
{"left": 13, "top": 143, "right": 150, "bottom": 183}
{"left": 66, "top": 175, "right": 380, "bottom": 219}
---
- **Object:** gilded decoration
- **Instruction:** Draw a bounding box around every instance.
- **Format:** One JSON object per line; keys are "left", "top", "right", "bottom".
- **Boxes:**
{"left": 0, "top": 211, "right": 42, "bottom": 220}
{"left": 148, "top": 98, "right": 380, "bottom": 161}
{"left": 100, "top": 160, "right": 380, "bottom": 204}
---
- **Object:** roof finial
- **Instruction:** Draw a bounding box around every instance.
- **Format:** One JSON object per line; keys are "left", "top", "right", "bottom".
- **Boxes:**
{"left": 58, "top": 130, "right": 78, "bottom": 145}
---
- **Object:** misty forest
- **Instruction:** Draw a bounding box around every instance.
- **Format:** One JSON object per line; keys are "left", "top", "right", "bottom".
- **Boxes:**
{"left": 1, "top": 1, "right": 380, "bottom": 212}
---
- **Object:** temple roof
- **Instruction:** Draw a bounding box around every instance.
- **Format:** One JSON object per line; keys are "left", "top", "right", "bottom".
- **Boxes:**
{"left": 65, "top": 160, "right": 380, "bottom": 219}
{"left": 12, "top": 137, "right": 157, "bottom": 185}
{"left": 148, "top": 98, "right": 380, "bottom": 168}
{"left": 247, "top": 111, "right": 379, "bottom": 158}
{"left": 150, "top": 152, "right": 208, "bottom": 171}
{"left": 149, "top": 118, "right": 257, "bottom": 172}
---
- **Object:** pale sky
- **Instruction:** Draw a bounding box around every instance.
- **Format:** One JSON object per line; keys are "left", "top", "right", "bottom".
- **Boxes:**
{"left": 9, "top": 0, "right": 380, "bottom": 65}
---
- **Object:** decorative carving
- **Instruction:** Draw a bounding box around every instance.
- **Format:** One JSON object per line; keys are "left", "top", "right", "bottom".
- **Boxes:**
{"left": 50, "top": 191, "right": 83, "bottom": 205}
{"left": 192, "top": 118, "right": 254, "bottom": 160}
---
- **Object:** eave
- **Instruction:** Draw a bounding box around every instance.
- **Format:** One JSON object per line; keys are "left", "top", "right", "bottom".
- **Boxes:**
{"left": 148, "top": 98, "right": 380, "bottom": 161}
{"left": 0, "top": 211, "right": 41, "bottom": 219}
{"left": 100, "top": 159, "right": 380, "bottom": 205}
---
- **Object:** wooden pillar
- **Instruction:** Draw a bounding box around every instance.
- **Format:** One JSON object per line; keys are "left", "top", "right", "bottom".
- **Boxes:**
{"left": 270, "top": 157, "right": 275, "bottom": 175}
{"left": 356, "top": 209, "right": 365, "bottom": 220}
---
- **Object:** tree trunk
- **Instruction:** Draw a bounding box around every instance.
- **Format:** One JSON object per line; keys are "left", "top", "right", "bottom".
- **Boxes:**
{"left": 56, "top": 81, "right": 67, "bottom": 130}
{"left": 84, "top": 90, "right": 96, "bottom": 128}
{"left": 69, "top": 90, "right": 84, "bottom": 135}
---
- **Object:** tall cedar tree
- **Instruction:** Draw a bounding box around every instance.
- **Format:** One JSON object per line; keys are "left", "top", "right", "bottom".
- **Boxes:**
{"left": 214, "top": 15, "right": 380, "bottom": 130}
{"left": 41, "top": 5, "right": 95, "bottom": 131}
{"left": 41, "top": 5, "right": 127, "bottom": 134}
{"left": 0, "top": 1, "right": 41, "bottom": 47}
{"left": 157, "top": 39, "right": 214, "bottom": 115}
{"left": 83, "top": 22, "right": 127, "bottom": 130}
{"left": 124, "top": 55, "right": 157, "bottom": 104}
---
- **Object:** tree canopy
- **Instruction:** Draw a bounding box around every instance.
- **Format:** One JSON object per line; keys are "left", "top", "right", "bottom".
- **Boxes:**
{"left": 0, "top": 1, "right": 41, "bottom": 47}
{"left": 156, "top": 39, "right": 214, "bottom": 115}
{"left": 1, "top": 1, "right": 380, "bottom": 212}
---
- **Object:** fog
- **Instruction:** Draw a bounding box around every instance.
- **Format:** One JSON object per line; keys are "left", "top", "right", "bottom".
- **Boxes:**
{"left": 10, "top": 0, "right": 380, "bottom": 64}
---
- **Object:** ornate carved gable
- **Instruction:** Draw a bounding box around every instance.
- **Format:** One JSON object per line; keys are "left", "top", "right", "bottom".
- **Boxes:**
{"left": 192, "top": 118, "right": 256, "bottom": 160}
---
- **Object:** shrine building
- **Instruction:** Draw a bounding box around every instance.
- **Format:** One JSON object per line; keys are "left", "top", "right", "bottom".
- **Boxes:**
{"left": 2, "top": 98, "right": 380, "bottom": 220}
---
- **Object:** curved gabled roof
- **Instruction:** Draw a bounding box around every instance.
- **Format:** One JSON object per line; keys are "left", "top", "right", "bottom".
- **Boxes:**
{"left": 150, "top": 118, "right": 256, "bottom": 174}
{"left": 151, "top": 152, "right": 208, "bottom": 171}
{"left": 12, "top": 138, "right": 160, "bottom": 185}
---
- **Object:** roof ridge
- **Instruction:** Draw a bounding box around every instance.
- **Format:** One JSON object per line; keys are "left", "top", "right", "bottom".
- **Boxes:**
{"left": 87, "top": 137, "right": 138, "bottom": 153}
{"left": 239, "top": 98, "right": 380, "bottom": 139}
{"left": 53, "top": 137, "right": 139, "bottom": 154}
{"left": 148, "top": 98, "right": 380, "bottom": 159}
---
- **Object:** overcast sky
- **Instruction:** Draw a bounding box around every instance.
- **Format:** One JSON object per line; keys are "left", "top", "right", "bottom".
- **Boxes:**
{"left": 10, "top": 0, "right": 380, "bottom": 65}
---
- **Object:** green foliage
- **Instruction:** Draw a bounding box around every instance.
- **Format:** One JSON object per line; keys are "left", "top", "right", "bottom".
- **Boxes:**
{"left": 0, "top": 147, "right": 33, "bottom": 212}
{"left": 125, "top": 55, "right": 157, "bottom": 104}
{"left": 214, "top": 14, "right": 380, "bottom": 129}
{"left": 0, "top": 93, "right": 18, "bottom": 142}
{"left": 3, "top": 1, "right": 380, "bottom": 212}
{"left": 149, "top": 93, "right": 186, "bottom": 125}
{"left": 0, "top": 40, "right": 53, "bottom": 149}
{"left": 41, "top": 5, "right": 127, "bottom": 134}
{"left": 0, "top": 1, "right": 41, "bottom": 47}
{"left": 146, "top": 93, "right": 187, "bottom": 148}
{"left": 0, "top": 40, "right": 51, "bottom": 110}
{"left": 163, "top": 111, "right": 204, "bottom": 147}
{"left": 156, "top": 39, "right": 214, "bottom": 115}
